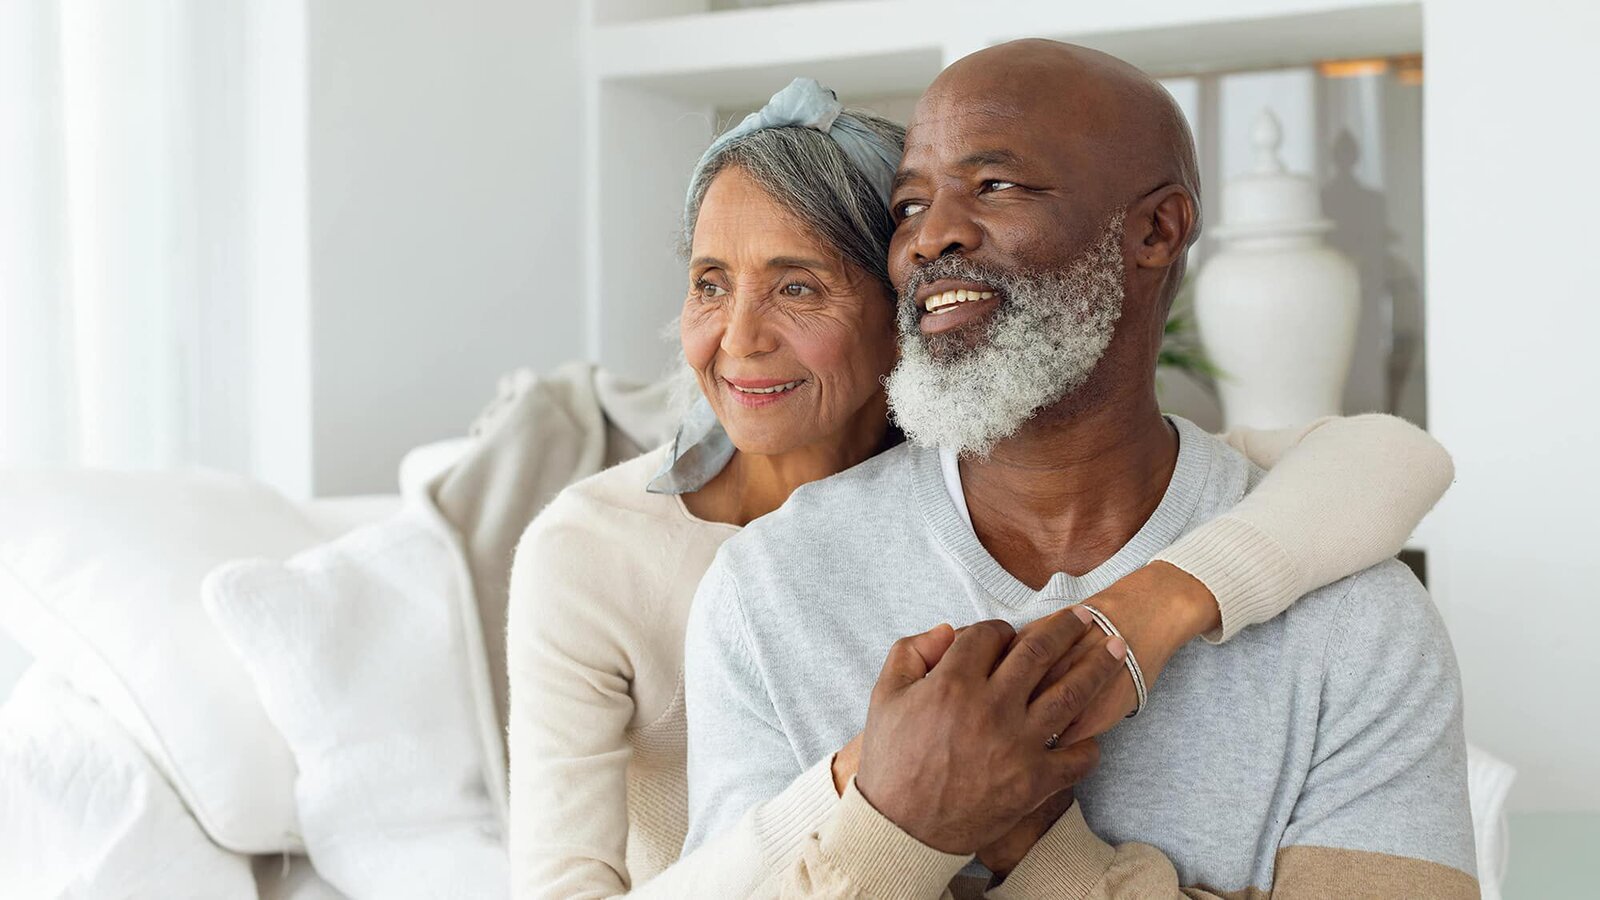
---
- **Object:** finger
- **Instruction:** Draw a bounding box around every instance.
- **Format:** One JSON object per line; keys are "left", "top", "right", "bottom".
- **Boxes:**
{"left": 993, "top": 607, "right": 1092, "bottom": 698}
{"left": 1039, "top": 736, "right": 1101, "bottom": 793}
{"left": 873, "top": 626, "right": 953, "bottom": 695}
{"left": 1027, "top": 635, "right": 1127, "bottom": 734}
{"left": 1030, "top": 786, "right": 1077, "bottom": 822}
{"left": 937, "top": 619, "right": 1016, "bottom": 677}
{"left": 905, "top": 623, "right": 957, "bottom": 671}
{"left": 1031, "top": 623, "right": 1106, "bottom": 701}
{"left": 1058, "top": 694, "right": 1124, "bottom": 747}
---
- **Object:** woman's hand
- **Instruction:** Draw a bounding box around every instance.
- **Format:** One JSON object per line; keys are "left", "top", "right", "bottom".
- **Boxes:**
{"left": 976, "top": 785, "right": 1078, "bottom": 879}
{"left": 1052, "top": 561, "right": 1219, "bottom": 745}
{"left": 831, "top": 732, "right": 863, "bottom": 796}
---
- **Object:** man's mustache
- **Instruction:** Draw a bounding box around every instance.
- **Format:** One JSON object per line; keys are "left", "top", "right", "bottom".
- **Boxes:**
{"left": 898, "top": 256, "right": 1017, "bottom": 308}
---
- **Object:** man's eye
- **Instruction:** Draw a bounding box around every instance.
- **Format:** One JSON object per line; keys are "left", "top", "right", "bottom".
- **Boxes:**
{"left": 781, "top": 282, "right": 814, "bottom": 298}
{"left": 895, "top": 200, "right": 928, "bottom": 218}
{"left": 695, "top": 279, "right": 727, "bottom": 299}
{"left": 982, "top": 180, "right": 1018, "bottom": 193}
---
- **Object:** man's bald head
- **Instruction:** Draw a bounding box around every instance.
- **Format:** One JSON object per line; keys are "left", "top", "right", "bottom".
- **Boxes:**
{"left": 917, "top": 39, "right": 1202, "bottom": 243}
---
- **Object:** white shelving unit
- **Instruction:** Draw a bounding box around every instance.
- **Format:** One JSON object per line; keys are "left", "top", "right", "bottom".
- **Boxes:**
{"left": 580, "top": 0, "right": 1422, "bottom": 381}
{"left": 572, "top": 0, "right": 1600, "bottom": 866}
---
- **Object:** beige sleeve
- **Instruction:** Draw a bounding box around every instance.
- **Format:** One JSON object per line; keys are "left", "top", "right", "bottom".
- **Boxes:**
{"left": 508, "top": 503, "right": 843, "bottom": 899}
{"left": 754, "top": 779, "right": 970, "bottom": 900}
{"left": 984, "top": 805, "right": 1478, "bottom": 900}
{"left": 508, "top": 505, "right": 640, "bottom": 898}
{"left": 1153, "top": 413, "right": 1453, "bottom": 642}
{"left": 631, "top": 756, "right": 842, "bottom": 899}
{"left": 982, "top": 803, "right": 1223, "bottom": 899}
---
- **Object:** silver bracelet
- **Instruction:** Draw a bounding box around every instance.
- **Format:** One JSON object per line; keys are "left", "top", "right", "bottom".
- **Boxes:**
{"left": 1076, "top": 603, "right": 1147, "bottom": 718}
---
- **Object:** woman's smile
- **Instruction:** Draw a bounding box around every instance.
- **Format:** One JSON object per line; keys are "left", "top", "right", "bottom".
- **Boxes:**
{"left": 722, "top": 375, "right": 808, "bottom": 409}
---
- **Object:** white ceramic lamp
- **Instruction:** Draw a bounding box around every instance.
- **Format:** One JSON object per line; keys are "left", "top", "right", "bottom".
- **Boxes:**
{"left": 1195, "top": 110, "right": 1360, "bottom": 431}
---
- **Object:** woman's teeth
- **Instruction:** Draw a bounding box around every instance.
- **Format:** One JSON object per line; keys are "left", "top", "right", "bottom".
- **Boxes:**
{"left": 925, "top": 289, "right": 996, "bottom": 314}
{"left": 729, "top": 380, "right": 804, "bottom": 395}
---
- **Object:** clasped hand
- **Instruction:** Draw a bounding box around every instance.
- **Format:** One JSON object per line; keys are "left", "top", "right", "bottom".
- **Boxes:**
{"left": 836, "top": 562, "right": 1219, "bottom": 876}
{"left": 852, "top": 611, "right": 1124, "bottom": 870}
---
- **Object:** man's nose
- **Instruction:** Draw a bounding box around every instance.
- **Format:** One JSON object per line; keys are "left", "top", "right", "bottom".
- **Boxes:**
{"left": 720, "top": 295, "right": 777, "bottom": 358}
{"left": 908, "top": 195, "right": 983, "bottom": 264}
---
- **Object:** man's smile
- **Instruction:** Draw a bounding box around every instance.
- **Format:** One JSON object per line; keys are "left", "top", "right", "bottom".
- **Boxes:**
{"left": 915, "top": 278, "right": 1003, "bottom": 334}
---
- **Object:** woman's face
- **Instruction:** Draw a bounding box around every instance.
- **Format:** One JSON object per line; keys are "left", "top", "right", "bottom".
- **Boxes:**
{"left": 682, "top": 167, "right": 898, "bottom": 458}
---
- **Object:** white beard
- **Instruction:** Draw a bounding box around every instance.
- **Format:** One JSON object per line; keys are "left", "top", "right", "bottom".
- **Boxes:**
{"left": 885, "top": 213, "right": 1126, "bottom": 458}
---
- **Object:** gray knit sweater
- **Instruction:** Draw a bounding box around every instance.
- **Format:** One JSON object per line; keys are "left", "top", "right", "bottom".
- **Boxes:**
{"left": 682, "top": 417, "right": 1476, "bottom": 895}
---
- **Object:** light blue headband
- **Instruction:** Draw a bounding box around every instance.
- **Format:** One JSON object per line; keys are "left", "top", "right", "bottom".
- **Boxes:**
{"left": 685, "top": 77, "right": 901, "bottom": 210}
{"left": 650, "top": 78, "right": 901, "bottom": 496}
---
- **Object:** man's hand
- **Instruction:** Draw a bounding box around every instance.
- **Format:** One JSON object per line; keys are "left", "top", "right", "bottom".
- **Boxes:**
{"left": 832, "top": 625, "right": 956, "bottom": 795}
{"left": 1048, "top": 561, "right": 1218, "bottom": 746}
{"left": 854, "top": 616, "right": 1125, "bottom": 854}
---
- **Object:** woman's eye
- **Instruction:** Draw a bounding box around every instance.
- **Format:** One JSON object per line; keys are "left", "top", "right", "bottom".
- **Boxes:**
{"left": 895, "top": 200, "right": 928, "bottom": 219}
{"left": 695, "top": 279, "right": 727, "bottom": 299}
{"left": 780, "top": 282, "right": 814, "bottom": 298}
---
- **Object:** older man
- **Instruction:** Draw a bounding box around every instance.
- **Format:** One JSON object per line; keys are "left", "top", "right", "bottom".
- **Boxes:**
{"left": 682, "top": 40, "right": 1476, "bottom": 897}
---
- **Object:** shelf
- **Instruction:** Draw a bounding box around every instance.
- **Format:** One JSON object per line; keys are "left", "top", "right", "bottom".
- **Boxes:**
{"left": 590, "top": 0, "right": 1422, "bottom": 104}
{"left": 600, "top": 47, "right": 941, "bottom": 108}
{"left": 591, "top": 1, "right": 942, "bottom": 105}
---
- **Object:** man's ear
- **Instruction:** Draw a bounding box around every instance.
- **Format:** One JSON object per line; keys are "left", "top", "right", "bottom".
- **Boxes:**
{"left": 1129, "top": 185, "right": 1196, "bottom": 270}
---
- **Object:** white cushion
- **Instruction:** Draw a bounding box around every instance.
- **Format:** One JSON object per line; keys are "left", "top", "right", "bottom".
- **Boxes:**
{"left": 399, "top": 436, "right": 475, "bottom": 497}
{"left": 252, "top": 853, "right": 347, "bottom": 900}
{"left": 1467, "top": 742, "right": 1516, "bottom": 899}
{"left": 0, "top": 666, "right": 257, "bottom": 897}
{"left": 0, "top": 467, "right": 325, "bottom": 853}
{"left": 204, "top": 507, "right": 507, "bottom": 899}
{"left": 301, "top": 494, "right": 405, "bottom": 537}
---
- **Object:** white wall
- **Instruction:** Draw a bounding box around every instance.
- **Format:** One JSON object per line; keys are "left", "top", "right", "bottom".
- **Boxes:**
{"left": 0, "top": 0, "right": 589, "bottom": 502}
{"left": 590, "top": 83, "right": 712, "bottom": 382}
{"left": 304, "top": 0, "right": 587, "bottom": 495}
{"left": 1424, "top": 0, "right": 1600, "bottom": 814}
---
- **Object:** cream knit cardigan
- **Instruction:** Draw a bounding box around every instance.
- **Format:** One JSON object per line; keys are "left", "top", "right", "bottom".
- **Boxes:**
{"left": 507, "top": 414, "right": 1453, "bottom": 898}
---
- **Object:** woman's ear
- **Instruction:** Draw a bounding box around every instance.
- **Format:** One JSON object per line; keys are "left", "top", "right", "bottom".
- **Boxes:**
{"left": 1130, "top": 185, "right": 1197, "bottom": 270}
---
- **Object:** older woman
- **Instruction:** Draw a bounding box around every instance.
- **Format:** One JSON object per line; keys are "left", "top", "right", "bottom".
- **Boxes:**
{"left": 507, "top": 79, "right": 1452, "bottom": 898}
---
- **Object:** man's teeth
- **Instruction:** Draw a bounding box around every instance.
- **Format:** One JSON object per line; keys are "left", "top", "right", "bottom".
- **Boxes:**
{"left": 925, "top": 289, "right": 996, "bottom": 314}
{"left": 730, "top": 380, "right": 804, "bottom": 395}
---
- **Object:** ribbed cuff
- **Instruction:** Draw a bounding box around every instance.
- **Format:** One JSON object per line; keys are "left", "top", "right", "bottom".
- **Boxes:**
{"left": 813, "top": 779, "right": 973, "bottom": 897}
{"left": 985, "top": 802, "right": 1116, "bottom": 900}
{"left": 1153, "top": 515, "right": 1301, "bottom": 644}
{"left": 755, "top": 754, "right": 844, "bottom": 869}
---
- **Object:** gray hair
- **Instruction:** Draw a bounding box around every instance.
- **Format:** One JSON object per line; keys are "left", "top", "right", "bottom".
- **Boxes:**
{"left": 680, "top": 111, "right": 906, "bottom": 295}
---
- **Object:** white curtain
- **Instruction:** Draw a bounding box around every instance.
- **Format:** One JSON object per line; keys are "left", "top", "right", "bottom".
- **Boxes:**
{"left": 0, "top": 0, "right": 254, "bottom": 472}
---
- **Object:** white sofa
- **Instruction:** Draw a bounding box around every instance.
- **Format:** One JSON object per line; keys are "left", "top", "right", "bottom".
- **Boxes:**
{"left": 0, "top": 472, "right": 417, "bottom": 898}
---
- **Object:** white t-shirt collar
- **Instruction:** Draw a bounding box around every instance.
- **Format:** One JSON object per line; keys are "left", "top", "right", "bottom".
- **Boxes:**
{"left": 939, "top": 447, "right": 975, "bottom": 532}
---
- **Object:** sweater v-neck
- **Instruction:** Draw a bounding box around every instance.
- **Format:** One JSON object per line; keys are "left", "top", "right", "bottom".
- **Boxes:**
{"left": 921, "top": 416, "right": 1215, "bottom": 608}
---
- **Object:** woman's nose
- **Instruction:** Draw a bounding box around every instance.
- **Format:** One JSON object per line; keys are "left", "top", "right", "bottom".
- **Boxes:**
{"left": 720, "top": 296, "right": 777, "bottom": 358}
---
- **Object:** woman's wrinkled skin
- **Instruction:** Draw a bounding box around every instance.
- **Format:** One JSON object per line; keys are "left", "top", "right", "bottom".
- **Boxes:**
{"left": 680, "top": 167, "right": 899, "bottom": 526}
